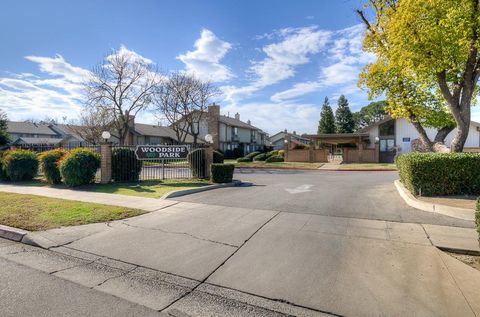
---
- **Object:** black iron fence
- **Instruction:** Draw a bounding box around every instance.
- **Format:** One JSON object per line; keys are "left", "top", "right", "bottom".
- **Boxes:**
{"left": 6, "top": 142, "right": 208, "bottom": 182}
{"left": 112, "top": 143, "right": 207, "bottom": 181}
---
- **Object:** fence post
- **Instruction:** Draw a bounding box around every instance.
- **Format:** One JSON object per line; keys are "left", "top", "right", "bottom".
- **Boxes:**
{"left": 205, "top": 145, "right": 213, "bottom": 179}
{"left": 100, "top": 142, "right": 112, "bottom": 184}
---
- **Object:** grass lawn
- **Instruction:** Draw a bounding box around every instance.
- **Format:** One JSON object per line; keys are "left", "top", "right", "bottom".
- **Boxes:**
{"left": 225, "top": 159, "right": 323, "bottom": 169}
{"left": 0, "top": 192, "right": 145, "bottom": 231}
{"left": 14, "top": 178, "right": 211, "bottom": 199}
{"left": 84, "top": 179, "right": 211, "bottom": 198}
{"left": 336, "top": 163, "right": 397, "bottom": 170}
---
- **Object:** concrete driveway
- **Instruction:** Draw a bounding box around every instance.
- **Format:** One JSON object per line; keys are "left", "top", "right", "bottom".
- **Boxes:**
{"left": 2, "top": 169, "right": 479, "bottom": 316}
{"left": 175, "top": 169, "right": 475, "bottom": 228}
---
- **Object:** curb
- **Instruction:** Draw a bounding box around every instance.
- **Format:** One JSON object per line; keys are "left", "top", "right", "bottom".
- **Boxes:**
{"left": 394, "top": 180, "right": 475, "bottom": 221}
{"left": 0, "top": 224, "right": 27, "bottom": 242}
{"left": 318, "top": 168, "right": 397, "bottom": 172}
{"left": 162, "top": 180, "right": 243, "bottom": 199}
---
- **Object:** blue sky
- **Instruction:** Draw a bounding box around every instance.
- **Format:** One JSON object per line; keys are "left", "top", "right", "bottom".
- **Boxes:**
{"left": 3, "top": 0, "right": 474, "bottom": 135}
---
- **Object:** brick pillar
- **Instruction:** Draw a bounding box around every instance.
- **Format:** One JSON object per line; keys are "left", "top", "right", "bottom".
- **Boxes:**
{"left": 100, "top": 142, "right": 112, "bottom": 184}
{"left": 207, "top": 103, "right": 220, "bottom": 150}
{"left": 205, "top": 145, "right": 213, "bottom": 179}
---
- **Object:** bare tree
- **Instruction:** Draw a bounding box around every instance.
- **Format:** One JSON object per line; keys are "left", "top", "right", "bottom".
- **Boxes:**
{"left": 67, "top": 107, "right": 114, "bottom": 145}
{"left": 154, "top": 72, "right": 218, "bottom": 145}
{"left": 84, "top": 48, "right": 161, "bottom": 145}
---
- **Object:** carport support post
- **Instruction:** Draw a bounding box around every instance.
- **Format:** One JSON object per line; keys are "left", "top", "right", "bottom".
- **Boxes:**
{"left": 100, "top": 142, "right": 112, "bottom": 184}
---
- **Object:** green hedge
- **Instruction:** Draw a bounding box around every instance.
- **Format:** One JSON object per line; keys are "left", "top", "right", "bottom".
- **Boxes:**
{"left": 245, "top": 151, "right": 261, "bottom": 160}
{"left": 59, "top": 148, "right": 100, "bottom": 187}
{"left": 265, "top": 155, "right": 284, "bottom": 163}
{"left": 2, "top": 149, "right": 38, "bottom": 181}
{"left": 0, "top": 152, "right": 7, "bottom": 180}
{"left": 211, "top": 163, "right": 235, "bottom": 183}
{"left": 213, "top": 150, "right": 224, "bottom": 164}
{"left": 395, "top": 152, "right": 480, "bottom": 196}
{"left": 476, "top": 198, "right": 480, "bottom": 240}
{"left": 237, "top": 157, "right": 251, "bottom": 162}
{"left": 187, "top": 148, "right": 206, "bottom": 178}
{"left": 112, "top": 148, "right": 143, "bottom": 182}
{"left": 253, "top": 153, "right": 267, "bottom": 161}
{"left": 39, "top": 149, "right": 66, "bottom": 184}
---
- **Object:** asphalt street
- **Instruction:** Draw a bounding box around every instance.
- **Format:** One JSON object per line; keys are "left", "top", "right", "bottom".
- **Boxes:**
{"left": 174, "top": 169, "right": 475, "bottom": 228}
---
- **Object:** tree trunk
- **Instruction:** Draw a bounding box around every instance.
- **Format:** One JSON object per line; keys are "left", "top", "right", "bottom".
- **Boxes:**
{"left": 450, "top": 117, "right": 470, "bottom": 152}
{"left": 410, "top": 119, "right": 433, "bottom": 151}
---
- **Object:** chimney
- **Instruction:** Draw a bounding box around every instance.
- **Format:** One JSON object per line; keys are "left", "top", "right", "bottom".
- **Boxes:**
{"left": 235, "top": 112, "right": 240, "bottom": 120}
{"left": 247, "top": 120, "right": 251, "bottom": 125}
{"left": 207, "top": 103, "right": 220, "bottom": 149}
{"left": 293, "top": 131, "right": 296, "bottom": 135}
{"left": 284, "top": 129, "right": 287, "bottom": 133}
{"left": 127, "top": 115, "right": 135, "bottom": 129}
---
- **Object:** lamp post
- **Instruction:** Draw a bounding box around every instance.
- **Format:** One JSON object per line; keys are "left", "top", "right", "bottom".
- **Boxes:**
{"left": 102, "top": 131, "right": 111, "bottom": 143}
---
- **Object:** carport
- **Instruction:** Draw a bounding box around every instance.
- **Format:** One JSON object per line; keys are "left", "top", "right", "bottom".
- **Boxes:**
{"left": 304, "top": 133, "right": 379, "bottom": 163}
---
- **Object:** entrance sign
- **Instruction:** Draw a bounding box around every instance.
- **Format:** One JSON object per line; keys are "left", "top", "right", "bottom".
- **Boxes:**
{"left": 135, "top": 145, "right": 189, "bottom": 160}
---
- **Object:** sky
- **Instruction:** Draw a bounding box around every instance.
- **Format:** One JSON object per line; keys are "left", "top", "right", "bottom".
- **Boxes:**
{"left": 1, "top": 0, "right": 478, "bottom": 135}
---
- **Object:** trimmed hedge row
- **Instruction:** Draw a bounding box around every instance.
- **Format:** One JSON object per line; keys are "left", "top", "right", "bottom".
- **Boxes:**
{"left": 265, "top": 155, "right": 284, "bottom": 163}
{"left": 395, "top": 152, "right": 480, "bottom": 196}
{"left": 476, "top": 198, "right": 480, "bottom": 240}
{"left": 211, "top": 163, "right": 235, "bottom": 183}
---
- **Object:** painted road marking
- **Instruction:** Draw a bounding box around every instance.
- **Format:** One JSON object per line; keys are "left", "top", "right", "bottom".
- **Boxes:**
{"left": 285, "top": 184, "right": 313, "bottom": 194}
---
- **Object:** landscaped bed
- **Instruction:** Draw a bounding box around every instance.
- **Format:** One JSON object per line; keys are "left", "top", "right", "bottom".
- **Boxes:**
{"left": 0, "top": 192, "right": 145, "bottom": 231}
{"left": 335, "top": 163, "right": 397, "bottom": 170}
{"left": 225, "top": 159, "right": 324, "bottom": 169}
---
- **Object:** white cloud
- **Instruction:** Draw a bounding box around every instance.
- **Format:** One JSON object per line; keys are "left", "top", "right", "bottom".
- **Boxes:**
{"left": 223, "top": 26, "right": 331, "bottom": 104}
{"left": 270, "top": 24, "right": 375, "bottom": 103}
{"left": 177, "top": 29, "right": 233, "bottom": 82}
{"left": 0, "top": 46, "right": 157, "bottom": 121}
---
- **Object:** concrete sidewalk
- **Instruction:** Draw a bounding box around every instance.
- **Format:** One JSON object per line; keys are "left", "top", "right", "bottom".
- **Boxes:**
{"left": 1, "top": 183, "right": 480, "bottom": 316}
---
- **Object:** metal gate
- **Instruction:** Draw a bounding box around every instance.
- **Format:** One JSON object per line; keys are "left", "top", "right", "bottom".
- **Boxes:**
{"left": 112, "top": 143, "right": 207, "bottom": 181}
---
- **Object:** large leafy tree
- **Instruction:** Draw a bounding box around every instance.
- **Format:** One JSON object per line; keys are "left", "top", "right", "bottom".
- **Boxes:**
{"left": 358, "top": 0, "right": 480, "bottom": 152}
{"left": 353, "top": 100, "right": 387, "bottom": 130}
{"left": 318, "top": 97, "right": 336, "bottom": 134}
{"left": 0, "top": 109, "right": 10, "bottom": 146}
{"left": 335, "top": 95, "right": 355, "bottom": 133}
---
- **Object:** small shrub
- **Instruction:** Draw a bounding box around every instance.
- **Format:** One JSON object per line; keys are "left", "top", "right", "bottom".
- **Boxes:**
{"left": 265, "top": 155, "right": 284, "bottom": 163}
{"left": 2, "top": 149, "right": 38, "bottom": 181}
{"left": 39, "top": 149, "right": 67, "bottom": 184}
{"left": 395, "top": 152, "right": 480, "bottom": 196}
{"left": 213, "top": 150, "right": 224, "bottom": 164}
{"left": 59, "top": 148, "right": 100, "bottom": 187}
{"left": 253, "top": 153, "right": 267, "bottom": 161}
{"left": 278, "top": 150, "right": 285, "bottom": 157}
{"left": 112, "top": 148, "right": 143, "bottom": 182}
{"left": 187, "top": 148, "right": 206, "bottom": 178}
{"left": 237, "top": 157, "right": 251, "bottom": 162}
{"left": 266, "top": 150, "right": 279, "bottom": 158}
{"left": 245, "top": 151, "right": 261, "bottom": 160}
{"left": 211, "top": 164, "right": 235, "bottom": 183}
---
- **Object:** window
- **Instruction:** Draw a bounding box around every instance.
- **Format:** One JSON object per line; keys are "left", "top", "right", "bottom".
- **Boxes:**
{"left": 379, "top": 120, "right": 395, "bottom": 136}
{"left": 402, "top": 137, "right": 411, "bottom": 142}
